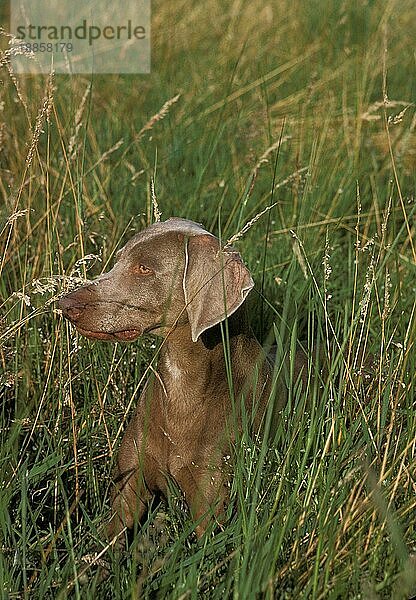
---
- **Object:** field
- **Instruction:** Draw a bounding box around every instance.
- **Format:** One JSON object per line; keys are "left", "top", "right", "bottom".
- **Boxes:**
{"left": 0, "top": 0, "right": 415, "bottom": 597}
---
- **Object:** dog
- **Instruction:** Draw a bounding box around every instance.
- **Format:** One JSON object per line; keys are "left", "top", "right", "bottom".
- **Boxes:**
{"left": 59, "top": 217, "right": 305, "bottom": 545}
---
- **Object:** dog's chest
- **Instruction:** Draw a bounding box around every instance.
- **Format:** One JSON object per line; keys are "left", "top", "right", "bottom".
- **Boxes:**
{"left": 162, "top": 396, "right": 209, "bottom": 466}
{"left": 151, "top": 380, "right": 226, "bottom": 475}
{"left": 164, "top": 354, "right": 182, "bottom": 381}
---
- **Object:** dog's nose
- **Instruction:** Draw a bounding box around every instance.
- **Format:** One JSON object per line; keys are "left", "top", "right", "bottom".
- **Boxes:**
{"left": 58, "top": 283, "right": 96, "bottom": 322}
{"left": 58, "top": 295, "right": 85, "bottom": 322}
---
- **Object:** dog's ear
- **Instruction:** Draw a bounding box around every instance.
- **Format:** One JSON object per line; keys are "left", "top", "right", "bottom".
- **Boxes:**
{"left": 183, "top": 234, "right": 254, "bottom": 342}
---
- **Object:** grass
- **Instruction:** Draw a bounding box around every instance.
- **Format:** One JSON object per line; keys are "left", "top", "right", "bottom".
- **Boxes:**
{"left": 0, "top": 0, "right": 415, "bottom": 597}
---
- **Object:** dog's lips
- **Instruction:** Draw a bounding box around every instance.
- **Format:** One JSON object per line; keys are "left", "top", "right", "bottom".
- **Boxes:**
{"left": 114, "top": 330, "right": 141, "bottom": 341}
{"left": 75, "top": 326, "right": 141, "bottom": 342}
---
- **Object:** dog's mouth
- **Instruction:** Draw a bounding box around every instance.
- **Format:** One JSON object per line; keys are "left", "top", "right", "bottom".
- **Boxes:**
{"left": 75, "top": 326, "right": 141, "bottom": 342}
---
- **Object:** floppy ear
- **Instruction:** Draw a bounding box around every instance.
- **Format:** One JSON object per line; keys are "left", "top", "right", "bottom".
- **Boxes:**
{"left": 183, "top": 234, "right": 254, "bottom": 342}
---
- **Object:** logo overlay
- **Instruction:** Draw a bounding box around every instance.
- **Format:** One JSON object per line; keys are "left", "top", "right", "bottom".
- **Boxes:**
{"left": 9, "top": 0, "right": 150, "bottom": 74}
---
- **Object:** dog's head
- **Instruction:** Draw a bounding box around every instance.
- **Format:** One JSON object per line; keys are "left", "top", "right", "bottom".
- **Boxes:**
{"left": 59, "top": 218, "right": 253, "bottom": 342}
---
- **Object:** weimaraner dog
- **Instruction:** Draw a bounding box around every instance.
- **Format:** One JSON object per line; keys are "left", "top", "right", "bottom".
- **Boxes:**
{"left": 59, "top": 218, "right": 303, "bottom": 545}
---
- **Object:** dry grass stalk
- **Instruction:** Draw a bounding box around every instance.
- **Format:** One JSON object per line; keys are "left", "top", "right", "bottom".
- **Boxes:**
{"left": 68, "top": 83, "right": 91, "bottom": 160}
{"left": 290, "top": 230, "right": 308, "bottom": 280}
{"left": 25, "top": 70, "right": 55, "bottom": 169}
{"left": 361, "top": 99, "right": 410, "bottom": 122}
{"left": 252, "top": 136, "right": 290, "bottom": 176}
{"left": 6, "top": 208, "right": 29, "bottom": 225}
{"left": 136, "top": 94, "right": 181, "bottom": 141}
{"left": 224, "top": 201, "right": 278, "bottom": 249}
{"left": 87, "top": 139, "right": 124, "bottom": 175}
{"left": 359, "top": 256, "right": 375, "bottom": 324}
{"left": 0, "top": 122, "right": 5, "bottom": 155}
{"left": 0, "top": 30, "right": 30, "bottom": 118}
{"left": 151, "top": 178, "right": 162, "bottom": 222}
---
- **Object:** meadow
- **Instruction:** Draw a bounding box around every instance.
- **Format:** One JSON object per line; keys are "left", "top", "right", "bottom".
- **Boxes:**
{"left": 0, "top": 0, "right": 415, "bottom": 597}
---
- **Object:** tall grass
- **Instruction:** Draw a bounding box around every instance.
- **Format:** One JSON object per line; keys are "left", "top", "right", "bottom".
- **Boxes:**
{"left": 0, "top": 0, "right": 415, "bottom": 597}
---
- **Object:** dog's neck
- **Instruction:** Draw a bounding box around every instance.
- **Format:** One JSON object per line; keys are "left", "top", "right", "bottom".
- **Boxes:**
{"left": 158, "top": 306, "right": 254, "bottom": 388}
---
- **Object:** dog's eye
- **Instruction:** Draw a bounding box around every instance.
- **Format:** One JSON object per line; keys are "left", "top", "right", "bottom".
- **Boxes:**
{"left": 132, "top": 264, "right": 153, "bottom": 276}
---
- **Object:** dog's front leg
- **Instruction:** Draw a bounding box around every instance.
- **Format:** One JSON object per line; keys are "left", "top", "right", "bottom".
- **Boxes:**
{"left": 107, "top": 463, "right": 153, "bottom": 547}
{"left": 107, "top": 410, "right": 160, "bottom": 547}
{"left": 175, "top": 463, "right": 229, "bottom": 537}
